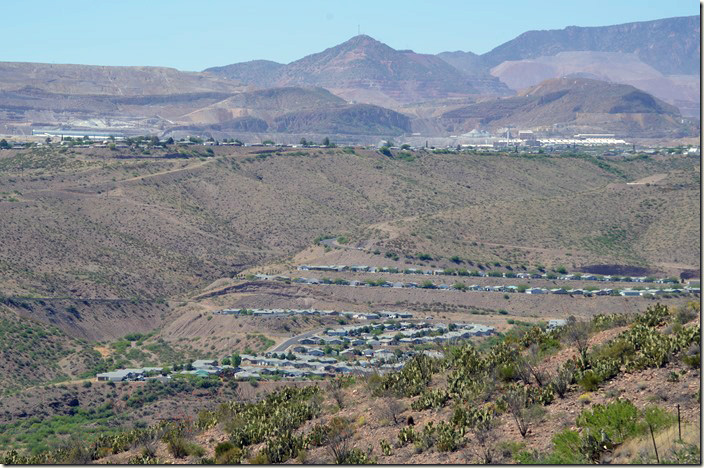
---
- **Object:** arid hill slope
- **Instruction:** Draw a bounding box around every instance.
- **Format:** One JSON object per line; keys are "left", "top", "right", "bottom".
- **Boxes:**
{"left": 0, "top": 146, "right": 698, "bottom": 304}
{"left": 441, "top": 78, "right": 693, "bottom": 137}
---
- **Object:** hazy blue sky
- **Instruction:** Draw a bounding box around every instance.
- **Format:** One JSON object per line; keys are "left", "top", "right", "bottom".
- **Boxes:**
{"left": 1, "top": 0, "right": 697, "bottom": 70}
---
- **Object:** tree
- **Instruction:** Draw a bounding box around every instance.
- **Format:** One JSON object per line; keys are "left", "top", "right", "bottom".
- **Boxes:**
{"left": 322, "top": 137, "right": 330, "bottom": 147}
{"left": 379, "top": 146, "right": 392, "bottom": 157}
{"left": 0, "top": 139, "right": 10, "bottom": 149}
{"left": 299, "top": 138, "right": 308, "bottom": 147}
{"left": 166, "top": 137, "right": 174, "bottom": 145}
{"left": 231, "top": 353, "right": 241, "bottom": 367}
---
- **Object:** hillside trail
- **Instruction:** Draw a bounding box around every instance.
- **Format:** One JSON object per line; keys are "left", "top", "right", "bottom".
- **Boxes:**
{"left": 366, "top": 215, "right": 419, "bottom": 241}
{"left": 115, "top": 157, "right": 214, "bottom": 183}
{"left": 627, "top": 173, "right": 668, "bottom": 185}
{"left": 23, "top": 158, "right": 215, "bottom": 197}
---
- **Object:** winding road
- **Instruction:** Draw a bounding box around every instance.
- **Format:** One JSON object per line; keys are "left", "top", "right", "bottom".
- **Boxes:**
{"left": 270, "top": 327, "right": 327, "bottom": 353}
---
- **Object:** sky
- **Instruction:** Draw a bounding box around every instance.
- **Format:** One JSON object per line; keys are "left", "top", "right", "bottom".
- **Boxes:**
{"left": 1, "top": 0, "right": 698, "bottom": 71}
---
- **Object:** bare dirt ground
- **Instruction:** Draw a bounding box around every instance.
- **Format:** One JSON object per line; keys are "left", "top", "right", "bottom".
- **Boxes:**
{"left": 627, "top": 173, "right": 668, "bottom": 185}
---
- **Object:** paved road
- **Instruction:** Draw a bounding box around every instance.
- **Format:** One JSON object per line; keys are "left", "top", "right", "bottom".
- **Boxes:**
{"left": 270, "top": 327, "right": 327, "bottom": 353}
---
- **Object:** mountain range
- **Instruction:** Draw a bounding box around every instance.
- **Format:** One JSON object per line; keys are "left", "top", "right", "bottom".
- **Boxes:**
{"left": 0, "top": 15, "right": 698, "bottom": 140}
{"left": 205, "top": 35, "right": 511, "bottom": 106}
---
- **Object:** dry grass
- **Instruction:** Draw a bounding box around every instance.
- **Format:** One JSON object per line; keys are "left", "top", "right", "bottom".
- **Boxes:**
{"left": 611, "top": 420, "right": 701, "bottom": 464}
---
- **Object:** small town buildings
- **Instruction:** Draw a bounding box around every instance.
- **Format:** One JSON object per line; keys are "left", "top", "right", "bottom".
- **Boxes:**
{"left": 192, "top": 359, "right": 218, "bottom": 369}
{"left": 547, "top": 319, "right": 568, "bottom": 330}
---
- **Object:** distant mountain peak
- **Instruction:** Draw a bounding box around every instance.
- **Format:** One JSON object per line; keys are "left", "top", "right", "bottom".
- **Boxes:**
{"left": 342, "top": 34, "right": 383, "bottom": 46}
{"left": 322, "top": 34, "right": 396, "bottom": 57}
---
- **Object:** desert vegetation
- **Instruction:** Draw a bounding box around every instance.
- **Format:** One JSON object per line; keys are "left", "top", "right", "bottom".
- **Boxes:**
{"left": 1, "top": 302, "right": 698, "bottom": 464}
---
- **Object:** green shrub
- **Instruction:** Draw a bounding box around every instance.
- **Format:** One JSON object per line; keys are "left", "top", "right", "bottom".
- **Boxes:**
{"left": 641, "top": 405, "right": 676, "bottom": 433}
{"left": 411, "top": 388, "right": 450, "bottom": 411}
{"left": 377, "top": 354, "right": 437, "bottom": 397}
{"left": 215, "top": 441, "right": 235, "bottom": 458}
{"left": 165, "top": 435, "right": 190, "bottom": 458}
{"left": 578, "top": 370, "right": 602, "bottom": 391}
{"left": 340, "top": 448, "right": 376, "bottom": 464}
{"left": 263, "top": 431, "right": 304, "bottom": 464}
{"left": 435, "top": 421, "right": 462, "bottom": 452}
{"left": 576, "top": 399, "right": 639, "bottom": 444}
{"left": 544, "top": 430, "right": 588, "bottom": 464}
{"left": 636, "top": 303, "right": 670, "bottom": 327}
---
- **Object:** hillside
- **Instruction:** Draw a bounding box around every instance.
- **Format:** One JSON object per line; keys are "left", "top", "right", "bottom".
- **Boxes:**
{"left": 441, "top": 78, "right": 693, "bottom": 137}
{"left": 0, "top": 145, "right": 698, "bottom": 305}
{"left": 488, "top": 52, "right": 700, "bottom": 118}
{"left": 273, "top": 104, "right": 411, "bottom": 135}
{"left": 177, "top": 87, "right": 346, "bottom": 125}
{"left": 0, "top": 145, "right": 699, "bottom": 464}
{"left": 203, "top": 60, "right": 284, "bottom": 87}
{"left": 436, "top": 50, "right": 486, "bottom": 75}
{"left": 0, "top": 62, "right": 245, "bottom": 96}
{"left": 1, "top": 303, "right": 699, "bottom": 464}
